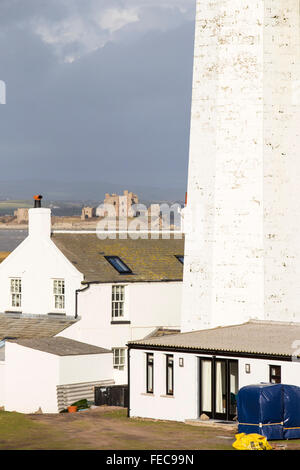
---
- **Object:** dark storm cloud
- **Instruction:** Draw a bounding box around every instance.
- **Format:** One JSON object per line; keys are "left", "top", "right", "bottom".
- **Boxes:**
{"left": 0, "top": 0, "right": 195, "bottom": 199}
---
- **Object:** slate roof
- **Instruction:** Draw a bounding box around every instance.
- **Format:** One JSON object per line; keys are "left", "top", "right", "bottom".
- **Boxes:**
{"left": 10, "top": 336, "right": 111, "bottom": 356}
{"left": 52, "top": 234, "right": 184, "bottom": 283}
{"left": 0, "top": 313, "right": 76, "bottom": 340}
{"left": 128, "top": 320, "right": 300, "bottom": 358}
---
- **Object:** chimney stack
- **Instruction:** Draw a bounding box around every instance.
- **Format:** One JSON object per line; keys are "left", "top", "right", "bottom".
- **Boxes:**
{"left": 28, "top": 195, "right": 51, "bottom": 239}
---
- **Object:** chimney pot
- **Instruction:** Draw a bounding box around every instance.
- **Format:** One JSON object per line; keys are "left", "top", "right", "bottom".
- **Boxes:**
{"left": 33, "top": 195, "right": 43, "bottom": 208}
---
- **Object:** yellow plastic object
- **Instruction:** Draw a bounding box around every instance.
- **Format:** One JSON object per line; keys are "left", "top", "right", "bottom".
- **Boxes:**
{"left": 232, "top": 433, "right": 272, "bottom": 451}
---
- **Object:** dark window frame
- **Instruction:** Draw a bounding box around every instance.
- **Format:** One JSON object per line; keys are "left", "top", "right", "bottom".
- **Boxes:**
{"left": 269, "top": 365, "right": 281, "bottom": 384}
{"left": 146, "top": 353, "right": 154, "bottom": 394}
{"left": 166, "top": 354, "right": 174, "bottom": 396}
{"left": 105, "top": 256, "right": 132, "bottom": 274}
{"left": 199, "top": 357, "right": 239, "bottom": 421}
{"left": 175, "top": 255, "right": 184, "bottom": 264}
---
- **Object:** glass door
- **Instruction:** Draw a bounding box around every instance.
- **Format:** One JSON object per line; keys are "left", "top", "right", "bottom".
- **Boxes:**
{"left": 199, "top": 357, "right": 239, "bottom": 421}
{"left": 199, "top": 359, "right": 213, "bottom": 418}
{"left": 214, "top": 360, "right": 227, "bottom": 420}
{"left": 229, "top": 361, "right": 238, "bottom": 419}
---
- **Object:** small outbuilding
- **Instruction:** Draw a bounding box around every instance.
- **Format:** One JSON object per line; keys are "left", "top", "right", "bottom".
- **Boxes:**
{"left": 3, "top": 336, "right": 113, "bottom": 413}
{"left": 128, "top": 320, "right": 300, "bottom": 423}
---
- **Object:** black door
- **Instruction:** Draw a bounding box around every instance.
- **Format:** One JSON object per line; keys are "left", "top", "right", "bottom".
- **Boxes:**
{"left": 199, "top": 357, "right": 238, "bottom": 421}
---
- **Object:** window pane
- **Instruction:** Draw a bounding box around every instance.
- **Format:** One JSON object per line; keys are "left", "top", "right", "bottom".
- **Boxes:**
{"left": 113, "top": 348, "right": 126, "bottom": 370}
{"left": 270, "top": 365, "right": 281, "bottom": 384}
{"left": 147, "top": 354, "right": 154, "bottom": 393}
{"left": 229, "top": 362, "right": 239, "bottom": 416}
{"left": 106, "top": 257, "right": 132, "bottom": 274}
{"left": 11, "top": 279, "right": 22, "bottom": 307}
{"left": 112, "top": 286, "right": 125, "bottom": 318}
{"left": 54, "top": 280, "right": 65, "bottom": 309}
{"left": 215, "top": 361, "right": 226, "bottom": 414}
{"left": 201, "top": 360, "right": 212, "bottom": 413}
{"left": 167, "top": 356, "right": 174, "bottom": 395}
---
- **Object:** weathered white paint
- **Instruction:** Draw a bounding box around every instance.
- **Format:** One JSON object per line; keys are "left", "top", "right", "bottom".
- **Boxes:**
{"left": 3, "top": 341, "right": 113, "bottom": 414}
{"left": 0, "top": 209, "right": 83, "bottom": 316}
{"left": 129, "top": 348, "right": 300, "bottom": 422}
{"left": 58, "top": 282, "right": 181, "bottom": 384}
{"left": 182, "top": 0, "right": 300, "bottom": 331}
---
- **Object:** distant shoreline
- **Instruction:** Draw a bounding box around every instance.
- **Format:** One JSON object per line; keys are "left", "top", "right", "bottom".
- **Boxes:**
{"left": 0, "top": 225, "right": 28, "bottom": 230}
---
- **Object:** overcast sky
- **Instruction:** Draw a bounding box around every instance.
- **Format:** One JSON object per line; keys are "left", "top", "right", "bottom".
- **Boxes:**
{"left": 0, "top": 0, "right": 196, "bottom": 200}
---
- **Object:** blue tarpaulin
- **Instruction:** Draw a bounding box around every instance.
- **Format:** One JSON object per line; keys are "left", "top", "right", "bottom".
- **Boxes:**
{"left": 237, "top": 383, "right": 300, "bottom": 440}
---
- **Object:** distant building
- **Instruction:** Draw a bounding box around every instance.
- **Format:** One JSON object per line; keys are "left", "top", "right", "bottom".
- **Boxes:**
{"left": 14, "top": 208, "right": 29, "bottom": 224}
{"left": 97, "top": 190, "right": 139, "bottom": 218}
{"left": 81, "top": 207, "right": 96, "bottom": 220}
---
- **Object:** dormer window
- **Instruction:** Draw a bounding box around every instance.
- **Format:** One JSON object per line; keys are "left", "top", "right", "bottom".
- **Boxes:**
{"left": 105, "top": 256, "right": 132, "bottom": 274}
{"left": 53, "top": 279, "right": 65, "bottom": 310}
{"left": 11, "top": 278, "right": 22, "bottom": 308}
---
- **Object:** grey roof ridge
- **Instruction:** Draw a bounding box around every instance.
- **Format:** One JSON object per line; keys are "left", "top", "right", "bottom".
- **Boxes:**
{"left": 247, "top": 319, "right": 300, "bottom": 326}
{"left": 0, "top": 312, "right": 77, "bottom": 321}
{"left": 130, "top": 318, "right": 300, "bottom": 345}
{"left": 8, "top": 336, "right": 112, "bottom": 356}
{"left": 127, "top": 341, "right": 291, "bottom": 357}
{"left": 128, "top": 320, "right": 253, "bottom": 344}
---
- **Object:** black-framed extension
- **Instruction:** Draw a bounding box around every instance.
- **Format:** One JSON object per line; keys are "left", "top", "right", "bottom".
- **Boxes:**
{"left": 127, "top": 341, "right": 295, "bottom": 420}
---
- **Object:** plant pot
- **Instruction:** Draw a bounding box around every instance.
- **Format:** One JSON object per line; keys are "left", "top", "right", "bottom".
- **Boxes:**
{"left": 67, "top": 406, "right": 77, "bottom": 413}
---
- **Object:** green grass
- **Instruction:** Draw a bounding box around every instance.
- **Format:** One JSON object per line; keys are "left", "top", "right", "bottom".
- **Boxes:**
{"left": 5, "top": 408, "right": 300, "bottom": 451}
{"left": 0, "top": 411, "right": 90, "bottom": 450}
{"left": 0, "top": 409, "right": 236, "bottom": 450}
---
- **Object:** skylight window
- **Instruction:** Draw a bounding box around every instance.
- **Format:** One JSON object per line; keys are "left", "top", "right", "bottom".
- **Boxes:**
{"left": 105, "top": 256, "right": 132, "bottom": 274}
{"left": 175, "top": 255, "right": 184, "bottom": 264}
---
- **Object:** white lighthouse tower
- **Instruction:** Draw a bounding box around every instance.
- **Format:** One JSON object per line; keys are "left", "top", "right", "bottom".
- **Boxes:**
{"left": 181, "top": 0, "right": 300, "bottom": 332}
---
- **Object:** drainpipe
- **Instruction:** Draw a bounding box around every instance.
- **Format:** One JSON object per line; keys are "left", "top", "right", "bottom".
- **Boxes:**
{"left": 75, "top": 284, "right": 90, "bottom": 319}
{"left": 127, "top": 345, "right": 131, "bottom": 418}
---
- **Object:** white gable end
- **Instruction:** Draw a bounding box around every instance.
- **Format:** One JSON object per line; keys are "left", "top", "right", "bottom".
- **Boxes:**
{"left": 0, "top": 209, "right": 83, "bottom": 316}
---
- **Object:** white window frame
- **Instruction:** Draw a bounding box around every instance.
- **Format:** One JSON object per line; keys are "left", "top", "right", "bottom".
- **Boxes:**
{"left": 113, "top": 348, "right": 126, "bottom": 371}
{"left": 10, "top": 278, "right": 22, "bottom": 309}
{"left": 111, "top": 285, "right": 126, "bottom": 319}
{"left": 53, "top": 279, "right": 65, "bottom": 311}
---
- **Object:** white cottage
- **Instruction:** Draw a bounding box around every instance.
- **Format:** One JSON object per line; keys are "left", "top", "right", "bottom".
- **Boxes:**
{"left": 0, "top": 204, "right": 183, "bottom": 388}
{"left": 51, "top": 232, "right": 183, "bottom": 384}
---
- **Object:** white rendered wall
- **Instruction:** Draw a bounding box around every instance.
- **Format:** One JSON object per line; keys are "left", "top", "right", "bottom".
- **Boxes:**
{"left": 0, "top": 209, "right": 83, "bottom": 316}
{"left": 58, "top": 353, "right": 112, "bottom": 385}
{"left": 58, "top": 282, "right": 181, "bottom": 384}
{"left": 0, "top": 362, "right": 5, "bottom": 405}
{"left": 182, "top": 0, "right": 300, "bottom": 331}
{"left": 129, "top": 350, "right": 199, "bottom": 422}
{"left": 129, "top": 348, "right": 300, "bottom": 422}
{"left": 3, "top": 342, "right": 113, "bottom": 413}
{"left": 4, "top": 342, "right": 60, "bottom": 413}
